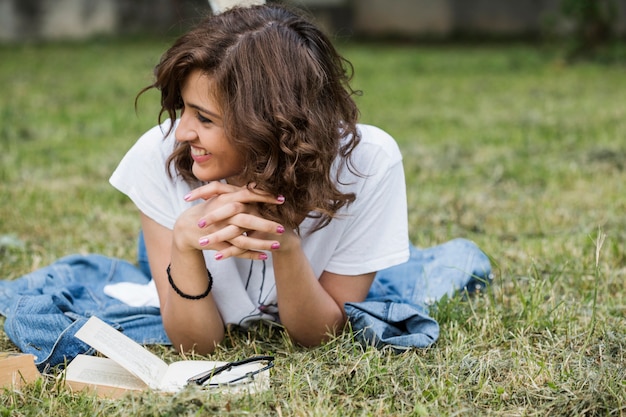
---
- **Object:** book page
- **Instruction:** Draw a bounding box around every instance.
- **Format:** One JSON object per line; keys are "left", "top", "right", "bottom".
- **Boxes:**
{"left": 64, "top": 355, "right": 148, "bottom": 391}
{"left": 74, "top": 316, "right": 168, "bottom": 389}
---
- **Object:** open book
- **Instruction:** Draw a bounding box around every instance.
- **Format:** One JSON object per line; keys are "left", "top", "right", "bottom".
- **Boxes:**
{"left": 63, "top": 316, "right": 272, "bottom": 398}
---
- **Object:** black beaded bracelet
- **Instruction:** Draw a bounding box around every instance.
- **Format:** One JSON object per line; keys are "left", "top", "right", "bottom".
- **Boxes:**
{"left": 166, "top": 263, "right": 213, "bottom": 300}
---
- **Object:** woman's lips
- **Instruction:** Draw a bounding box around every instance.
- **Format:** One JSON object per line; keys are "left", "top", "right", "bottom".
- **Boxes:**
{"left": 190, "top": 145, "right": 212, "bottom": 163}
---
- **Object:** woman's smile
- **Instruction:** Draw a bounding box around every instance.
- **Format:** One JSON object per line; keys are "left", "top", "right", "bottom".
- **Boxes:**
{"left": 190, "top": 145, "right": 212, "bottom": 163}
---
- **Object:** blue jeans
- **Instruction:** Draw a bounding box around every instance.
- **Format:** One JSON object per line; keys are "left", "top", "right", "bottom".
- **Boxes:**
{"left": 347, "top": 238, "right": 493, "bottom": 350}
{"left": 367, "top": 238, "right": 492, "bottom": 306}
{"left": 1, "top": 237, "right": 491, "bottom": 367}
{"left": 0, "top": 254, "right": 169, "bottom": 371}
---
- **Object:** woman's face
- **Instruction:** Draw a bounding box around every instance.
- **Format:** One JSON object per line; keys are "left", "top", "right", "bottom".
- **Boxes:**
{"left": 176, "top": 70, "right": 245, "bottom": 185}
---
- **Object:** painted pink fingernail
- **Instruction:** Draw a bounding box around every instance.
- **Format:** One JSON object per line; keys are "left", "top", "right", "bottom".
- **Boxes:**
{"left": 276, "top": 225, "right": 285, "bottom": 234}
{"left": 276, "top": 195, "right": 285, "bottom": 203}
{"left": 259, "top": 253, "right": 268, "bottom": 260}
{"left": 199, "top": 237, "right": 209, "bottom": 246}
{"left": 214, "top": 253, "right": 223, "bottom": 261}
{"left": 184, "top": 193, "right": 193, "bottom": 201}
{"left": 197, "top": 219, "right": 207, "bottom": 228}
{"left": 271, "top": 242, "right": 280, "bottom": 250}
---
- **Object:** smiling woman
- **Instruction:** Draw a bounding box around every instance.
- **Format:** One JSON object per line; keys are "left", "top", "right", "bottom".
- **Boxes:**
{"left": 108, "top": 3, "right": 414, "bottom": 354}
{"left": 1, "top": 3, "right": 491, "bottom": 367}
{"left": 105, "top": 2, "right": 493, "bottom": 355}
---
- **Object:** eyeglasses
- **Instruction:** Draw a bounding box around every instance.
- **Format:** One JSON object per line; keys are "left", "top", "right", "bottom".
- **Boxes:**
{"left": 187, "top": 355, "right": 275, "bottom": 387}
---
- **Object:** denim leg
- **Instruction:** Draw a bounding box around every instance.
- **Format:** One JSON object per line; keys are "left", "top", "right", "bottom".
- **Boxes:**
{"left": 367, "top": 238, "right": 493, "bottom": 307}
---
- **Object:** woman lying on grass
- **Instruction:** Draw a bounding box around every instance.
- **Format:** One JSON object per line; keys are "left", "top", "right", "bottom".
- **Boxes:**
{"left": 107, "top": 3, "right": 494, "bottom": 357}
{"left": 110, "top": 4, "right": 410, "bottom": 354}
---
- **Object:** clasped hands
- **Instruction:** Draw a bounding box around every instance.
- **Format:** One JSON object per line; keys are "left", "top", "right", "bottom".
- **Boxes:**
{"left": 173, "top": 182, "right": 289, "bottom": 261}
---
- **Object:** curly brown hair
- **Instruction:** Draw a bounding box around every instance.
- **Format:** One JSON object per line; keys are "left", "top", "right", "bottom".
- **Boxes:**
{"left": 139, "top": 4, "right": 362, "bottom": 232}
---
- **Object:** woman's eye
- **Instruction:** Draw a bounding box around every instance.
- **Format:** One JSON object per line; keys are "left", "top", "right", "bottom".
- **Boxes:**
{"left": 197, "top": 113, "right": 212, "bottom": 124}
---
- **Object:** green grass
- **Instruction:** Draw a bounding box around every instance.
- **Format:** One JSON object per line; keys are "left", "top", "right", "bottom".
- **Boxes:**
{"left": 1, "top": 38, "right": 625, "bottom": 416}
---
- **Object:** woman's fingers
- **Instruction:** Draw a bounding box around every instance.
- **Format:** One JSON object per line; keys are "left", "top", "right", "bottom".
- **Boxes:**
{"left": 198, "top": 206, "right": 284, "bottom": 233}
{"left": 205, "top": 240, "right": 268, "bottom": 261}
{"left": 214, "top": 246, "right": 268, "bottom": 261}
{"left": 229, "top": 234, "right": 280, "bottom": 252}
{"left": 185, "top": 182, "right": 284, "bottom": 206}
{"left": 181, "top": 183, "right": 286, "bottom": 260}
{"left": 197, "top": 201, "right": 247, "bottom": 228}
{"left": 184, "top": 181, "right": 240, "bottom": 201}
{"left": 198, "top": 217, "right": 283, "bottom": 250}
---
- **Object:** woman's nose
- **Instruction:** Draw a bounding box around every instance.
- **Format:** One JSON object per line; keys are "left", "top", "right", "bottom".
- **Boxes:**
{"left": 175, "top": 111, "right": 197, "bottom": 143}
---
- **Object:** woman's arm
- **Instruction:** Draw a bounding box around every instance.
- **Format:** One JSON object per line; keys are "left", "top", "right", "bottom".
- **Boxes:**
{"left": 185, "top": 184, "right": 378, "bottom": 347}
{"left": 193, "top": 218, "right": 376, "bottom": 346}
{"left": 140, "top": 213, "right": 225, "bottom": 354}
{"left": 190, "top": 197, "right": 376, "bottom": 346}
{"left": 271, "top": 230, "right": 375, "bottom": 346}
{"left": 145, "top": 181, "right": 376, "bottom": 350}
{"left": 141, "top": 182, "right": 284, "bottom": 354}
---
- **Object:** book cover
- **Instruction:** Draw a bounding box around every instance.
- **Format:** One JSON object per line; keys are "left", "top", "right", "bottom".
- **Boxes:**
{"left": 0, "top": 353, "right": 40, "bottom": 388}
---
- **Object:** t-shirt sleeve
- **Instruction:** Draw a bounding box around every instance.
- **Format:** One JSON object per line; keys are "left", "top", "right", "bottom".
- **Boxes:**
{"left": 109, "top": 122, "right": 190, "bottom": 230}
{"left": 324, "top": 125, "right": 410, "bottom": 275}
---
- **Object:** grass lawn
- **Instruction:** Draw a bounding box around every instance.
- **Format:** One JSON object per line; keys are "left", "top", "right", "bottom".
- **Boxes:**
{"left": 1, "top": 37, "right": 625, "bottom": 416}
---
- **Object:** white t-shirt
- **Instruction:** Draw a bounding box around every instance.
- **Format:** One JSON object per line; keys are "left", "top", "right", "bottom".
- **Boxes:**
{"left": 110, "top": 120, "right": 409, "bottom": 327}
